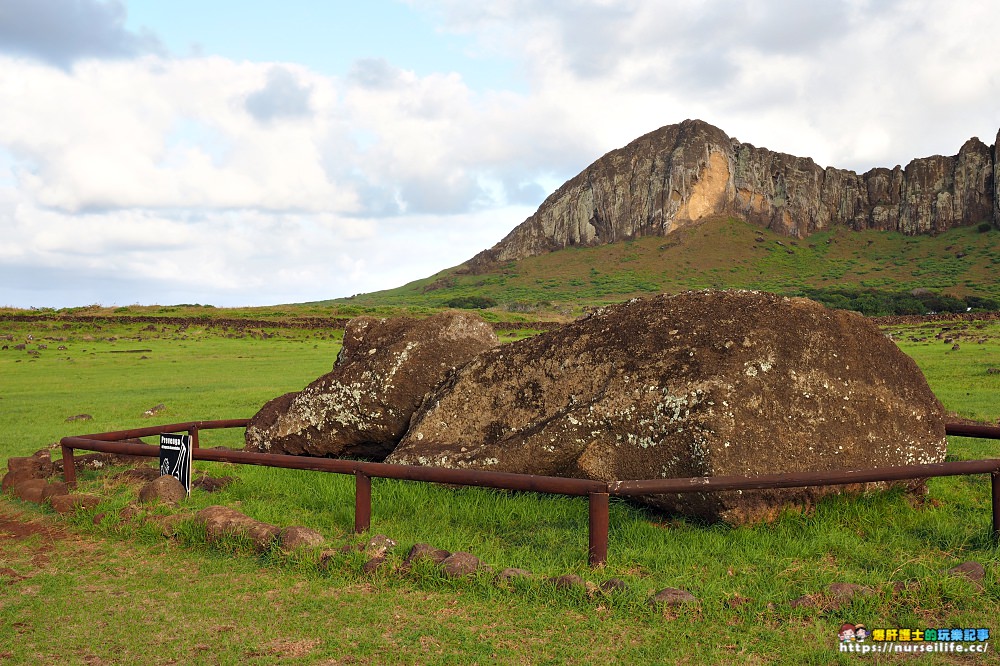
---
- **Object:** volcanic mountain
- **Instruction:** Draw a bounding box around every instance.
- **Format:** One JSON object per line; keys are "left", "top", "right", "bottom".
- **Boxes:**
{"left": 468, "top": 119, "right": 999, "bottom": 272}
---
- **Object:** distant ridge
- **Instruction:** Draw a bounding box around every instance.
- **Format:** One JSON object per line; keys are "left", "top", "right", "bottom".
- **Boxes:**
{"left": 469, "top": 119, "right": 999, "bottom": 271}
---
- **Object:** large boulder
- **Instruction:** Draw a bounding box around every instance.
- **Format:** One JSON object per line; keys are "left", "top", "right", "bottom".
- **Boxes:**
{"left": 245, "top": 311, "right": 499, "bottom": 459}
{"left": 387, "top": 290, "right": 947, "bottom": 523}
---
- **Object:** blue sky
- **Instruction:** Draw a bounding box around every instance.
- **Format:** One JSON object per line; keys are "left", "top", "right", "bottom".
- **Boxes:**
{"left": 1, "top": 0, "right": 999, "bottom": 308}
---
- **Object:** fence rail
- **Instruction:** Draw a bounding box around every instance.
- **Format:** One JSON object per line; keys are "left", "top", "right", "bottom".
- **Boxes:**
{"left": 60, "top": 421, "right": 1000, "bottom": 567}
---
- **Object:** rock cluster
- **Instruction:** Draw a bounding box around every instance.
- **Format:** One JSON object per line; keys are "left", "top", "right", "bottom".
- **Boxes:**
{"left": 467, "top": 119, "right": 1000, "bottom": 270}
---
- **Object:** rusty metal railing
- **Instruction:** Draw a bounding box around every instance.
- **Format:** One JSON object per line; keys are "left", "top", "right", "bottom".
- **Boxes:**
{"left": 60, "top": 421, "right": 1000, "bottom": 567}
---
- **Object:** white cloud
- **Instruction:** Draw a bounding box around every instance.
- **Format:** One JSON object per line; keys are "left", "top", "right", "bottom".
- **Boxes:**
{"left": 3, "top": 0, "right": 1000, "bottom": 308}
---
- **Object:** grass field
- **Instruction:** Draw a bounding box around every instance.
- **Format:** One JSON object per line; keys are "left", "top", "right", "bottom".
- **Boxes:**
{"left": 1, "top": 314, "right": 999, "bottom": 664}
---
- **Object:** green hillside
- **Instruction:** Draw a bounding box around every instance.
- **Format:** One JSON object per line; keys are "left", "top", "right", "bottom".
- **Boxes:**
{"left": 331, "top": 216, "right": 1000, "bottom": 318}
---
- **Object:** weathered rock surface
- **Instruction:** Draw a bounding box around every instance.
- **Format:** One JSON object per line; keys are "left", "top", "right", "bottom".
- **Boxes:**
{"left": 387, "top": 290, "right": 947, "bottom": 523}
{"left": 49, "top": 493, "right": 101, "bottom": 514}
{"left": 196, "top": 505, "right": 279, "bottom": 553}
{"left": 440, "top": 551, "right": 480, "bottom": 578}
{"left": 245, "top": 311, "right": 498, "bottom": 459}
{"left": 138, "top": 475, "right": 187, "bottom": 505}
{"left": 278, "top": 526, "right": 325, "bottom": 550}
{"left": 468, "top": 119, "right": 998, "bottom": 270}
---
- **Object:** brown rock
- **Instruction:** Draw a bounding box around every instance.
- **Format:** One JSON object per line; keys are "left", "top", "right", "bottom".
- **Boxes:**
{"left": 548, "top": 574, "right": 584, "bottom": 590}
{"left": 364, "top": 534, "right": 397, "bottom": 557}
{"left": 362, "top": 555, "right": 387, "bottom": 574}
{"left": 192, "top": 475, "right": 233, "bottom": 492}
{"left": 650, "top": 587, "right": 698, "bottom": 606}
{"left": 789, "top": 594, "right": 816, "bottom": 609}
{"left": 468, "top": 119, "right": 999, "bottom": 271}
{"left": 49, "top": 494, "right": 101, "bottom": 514}
{"left": 279, "top": 526, "right": 325, "bottom": 550}
{"left": 115, "top": 468, "right": 162, "bottom": 484}
{"left": 3, "top": 470, "right": 36, "bottom": 494}
{"left": 244, "top": 312, "right": 499, "bottom": 460}
{"left": 439, "top": 551, "right": 480, "bottom": 578}
{"left": 13, "top": 479, "right": 68, "bottom": 504}
{"left": 948, "top": 561, "right": 985, "bottom": 587}
{"left": 138, "top": 475, "right": 187, "bottom": 505}
{"left": 195, "top": 506, "right": 279, "bottom": 553}
{"left": 403, "top": 543, "right": 451, "bottom": 566}
{"left": 6, "top": 455, "right": 53, "bottom": 478}
{"left": 142, "top": 403, "right": 166, "bottom": 418}
{"left": 389, "top": 291, "right": 946, "bottom": 523}
{"left": 65, "top": 414, "right": 93, "bottom": 422}
{"left": 827, "top": 582, "right": 875, "bottom": 609}
{"left": 600, "top": 578, "right": 629, "bottom": 593}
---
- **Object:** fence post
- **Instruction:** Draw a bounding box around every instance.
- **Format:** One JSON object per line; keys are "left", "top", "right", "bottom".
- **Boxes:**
{"left": 992, "top": 472, "right": 999, "bottom": 545}
{"left": 355, "top": 472, "right": 372, "bottom": 534}
{"left": 189, "top": 426, "right": 200, "bottom": 449}
{"left": 61, "top": 444, "right": 76, "bottom": 488}
{"left": 588, "top": 492, "right": 609, "bottom": 567}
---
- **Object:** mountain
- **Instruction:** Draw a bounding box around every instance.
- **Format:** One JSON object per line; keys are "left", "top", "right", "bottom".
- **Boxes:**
{"left": 468, "top": 119, "right": 999, "bottom": 272}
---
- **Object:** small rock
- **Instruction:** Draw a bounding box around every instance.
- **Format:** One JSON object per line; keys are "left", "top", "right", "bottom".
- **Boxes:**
{"left": 192, "top": 476, "right": 233, "bottom": 492}
{"left": 548, "top": 574, "right": 584, "bottom": 590}
{"left": 789, "top": 594, "right": 816, "bottom": 609}
{"left": 195, "top": 505, "right": 279, "bottom": 553}
{"left": 498, "top": 567, "right": 532, "bottom": 581}
{"left": 49, "top": 494, "right": 101, "bottom": 514}
{"left": 279, "top": 526, "right": 325, "bottom": 550}
{"left": 650, "top": 587, "right": 698, "bottom": 607}
{"left": 599, "top": 578, "right": 629, "bottom": 594}
{"left": 142, "top": 403, "right": 166, "bottom": 418}
{"left": 826, "top": 582, "right": 875, "bottom": 609}
{"left": 403, "top": 543, "right": 451, "bottom": 566}
{"left": 365, "top": 534, "right": 397, "bottom": 557}
{"left": 13, "top": 479, "right": 68, "bottom": 504}
{"left": 138, "top": 475, "right": 187, "bottom": 505}
{"left": 65, "top": 414, "right": 93, "bottom": 423}
{"left": 362, "top": 555, "right": 387, "bottom": 574}
{"left": 948, "top": 561, "right": 985, "bottom": 588}
{"left": 440, "top": 552, "right": 480, "bottom": 578}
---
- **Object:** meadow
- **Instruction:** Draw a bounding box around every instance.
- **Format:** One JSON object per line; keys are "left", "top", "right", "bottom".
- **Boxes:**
{"left": 1, "top": 314, "right": 998, "bottom": 664}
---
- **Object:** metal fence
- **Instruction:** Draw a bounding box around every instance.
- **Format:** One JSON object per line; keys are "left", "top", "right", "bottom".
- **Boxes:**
{"left": 60, "top": 421, "right": 1000, "bottom": 566}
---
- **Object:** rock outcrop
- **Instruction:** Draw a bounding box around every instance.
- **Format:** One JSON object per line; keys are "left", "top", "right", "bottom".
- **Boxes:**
{"left": 386, "top": 291, "right": 947, "bottom": 523}
{"left": 468, "top": 119, "right": 998, "bottom": 270}
{"left": 244, "top": 311, "right": 499, "bottom": 459}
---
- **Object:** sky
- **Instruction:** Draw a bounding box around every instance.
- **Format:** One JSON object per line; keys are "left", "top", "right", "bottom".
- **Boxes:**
{"left": 1, "top": 0, "right": 999, "bottom": 309}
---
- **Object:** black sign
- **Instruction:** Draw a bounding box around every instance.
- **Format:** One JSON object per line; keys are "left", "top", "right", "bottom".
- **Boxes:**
{"left": 159, "top": 433, "right": 192, "bottom": 496}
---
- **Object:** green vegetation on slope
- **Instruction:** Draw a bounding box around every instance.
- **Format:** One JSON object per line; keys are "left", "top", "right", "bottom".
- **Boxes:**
{"left": 333, "top": 217, "right": 1000, "bottom": 318}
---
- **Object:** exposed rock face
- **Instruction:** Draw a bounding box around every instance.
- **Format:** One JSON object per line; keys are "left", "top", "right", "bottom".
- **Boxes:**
{"left": 468, "top": 119, "right": 998, "bottom": 270}
{"left": 245, "top": 311, "right": 499, "bottom": 459}
{"left": 386, "top": 291, "right": 947, "bottom": 523}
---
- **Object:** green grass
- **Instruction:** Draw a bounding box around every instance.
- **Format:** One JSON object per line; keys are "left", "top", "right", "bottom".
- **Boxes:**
{"left": 1, "top": 316, "right": 999, "bottom": 664}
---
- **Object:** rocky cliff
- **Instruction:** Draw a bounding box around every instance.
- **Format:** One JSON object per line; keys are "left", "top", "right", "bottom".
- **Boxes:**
{"left": 468, "top": 120, "right": 998, "bottom": 270}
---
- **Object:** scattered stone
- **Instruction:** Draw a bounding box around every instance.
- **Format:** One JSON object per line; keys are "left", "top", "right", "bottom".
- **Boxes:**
{"left": 279, "top": 526, "right": 325, "bottom": 550}
{"left": 650, "top": 587, "right": 699, "bottom": 607}
{"left": 948, "top": 561, "right": 985, "bottom": 588}
{"left": 789, "top": 594, "right": 816, "bottom": 609}
{"left": 548, "top": 574, "right": 585, "bottom": 590}
{"left": 599, "top": 578, "right": 629, "bottom": 593}
{"left": 12, "top": 479, "right": 68, "bottom": 504}
{"left": 192, "top": 475, "right": 233, "bottom": 492}
{"left": 142, "top": 403, "right": 166, "bottom": 418}
{"left": 389, "top": 291, "right": 947, "bottom": 524}
{"left": 195, "top": 505, "right": 279, "bottom": 553}
{"left": 498, "top": 567, "right": 532, "bottom": 581}
{"left": 138, "top": 475, "right": 187, "bottom": 505}
{"left": 244, "top": 311, "right": 499, "bottom": 460}
{"left": 891, "top": 580, "right": 921, "bottom": 595}
{"left": 365, "top": 534, "right": 397, "bottom": 557}
{"left": 440, "top": 551, "right": 480, "bottom": 578}
{"left": 6, "top": 454, "right": 53, "bottom": 478}
{"left": 826, "top": 582, "right": 875, "bottom": 609}
{"left": 362, "top": 555, "right": 388, "bottom": 574}
{"left": 65, "top": 414, "right": 93, "bottom": 423}
{"left": 403, "top": 543, "right": 451, "bottom": 566}
{"left": 49, "top": 494, "right": 101, "bottom": 514}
